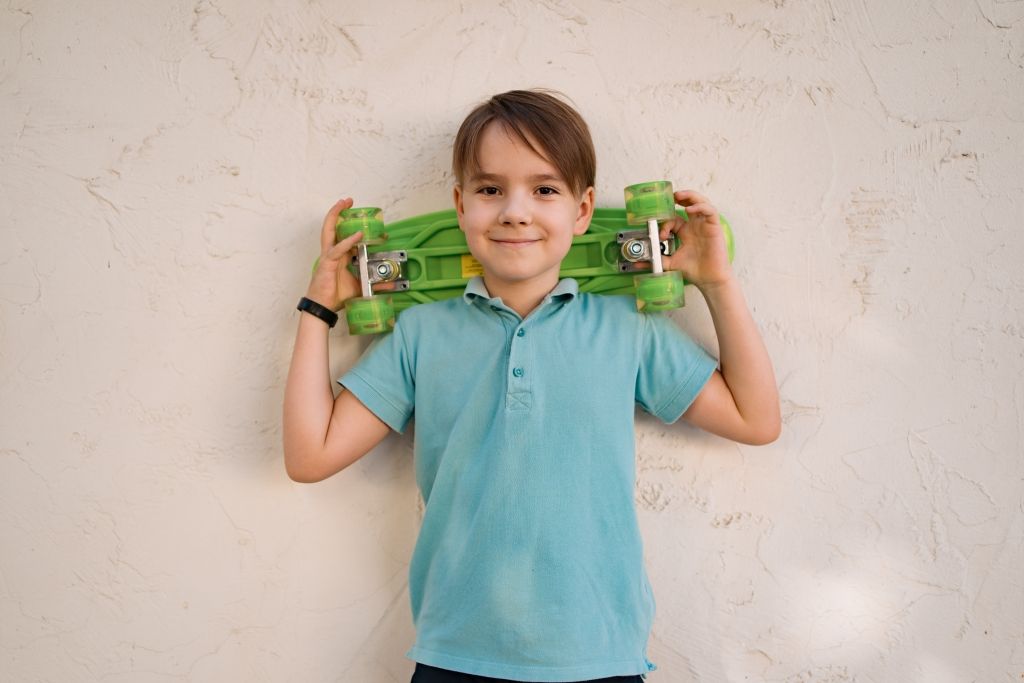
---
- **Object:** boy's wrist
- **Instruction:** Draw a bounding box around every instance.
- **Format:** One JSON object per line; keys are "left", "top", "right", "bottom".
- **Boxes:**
{"left": 304, "top": 282, "right": 355, "bottom": 311}
{"left": 694, "top": 272, "right": 741, "bottom": 299}
{"left": 304, "top": 289, "right": 339, "bottom": 310}
{"left": 297, "top": 297, "right": 339, "bottom": 328}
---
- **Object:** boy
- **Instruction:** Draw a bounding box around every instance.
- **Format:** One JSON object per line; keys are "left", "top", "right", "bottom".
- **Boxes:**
{"left": 283, "top": 90, "right": 780, "bottom": 682}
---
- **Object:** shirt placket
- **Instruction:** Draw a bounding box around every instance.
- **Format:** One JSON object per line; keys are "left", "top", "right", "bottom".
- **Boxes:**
{"left": 507, "top": 319, "right": 533, "bottom": 411}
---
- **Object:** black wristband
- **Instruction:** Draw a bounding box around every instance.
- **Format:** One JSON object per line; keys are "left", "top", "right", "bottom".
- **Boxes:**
{"left": 297, "top": 297, "right": 339, "bottom": 328}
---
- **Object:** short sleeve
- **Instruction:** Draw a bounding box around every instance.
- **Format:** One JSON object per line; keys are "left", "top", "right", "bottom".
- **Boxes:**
{"left": 338, "top": 318, "right": 416, "bottom": 433}
{"left": 635, "top": 312, "right": 718, "bottom": 423}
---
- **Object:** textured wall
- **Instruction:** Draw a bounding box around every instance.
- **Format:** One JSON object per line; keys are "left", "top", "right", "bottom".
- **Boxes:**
{"left": 2, "top": 0, "right": 1022, "bottom": 681}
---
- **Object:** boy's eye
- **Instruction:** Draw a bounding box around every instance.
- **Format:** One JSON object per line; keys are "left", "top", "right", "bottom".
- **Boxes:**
{"left": 536, "top": 186, "right": 559, "bottom": 196}
{"left": 478, "top": 186, "right": 500, "bottom": 196}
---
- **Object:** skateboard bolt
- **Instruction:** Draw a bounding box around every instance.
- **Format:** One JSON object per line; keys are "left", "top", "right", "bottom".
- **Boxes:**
{"left": 371, "top": 259, "right": 400, "bottom": 282}
{"left": 621, "top": 239, "right": 650, "bottom": 262}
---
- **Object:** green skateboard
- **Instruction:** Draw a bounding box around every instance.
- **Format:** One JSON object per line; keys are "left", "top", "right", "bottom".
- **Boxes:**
{"left": 336, "top": 181, "right": 735, "bottom": 335}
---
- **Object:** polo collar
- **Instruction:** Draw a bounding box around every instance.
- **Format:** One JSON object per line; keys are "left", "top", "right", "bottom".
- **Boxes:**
{"left": 462, "top": 277, "right": 579, "bottom": 308}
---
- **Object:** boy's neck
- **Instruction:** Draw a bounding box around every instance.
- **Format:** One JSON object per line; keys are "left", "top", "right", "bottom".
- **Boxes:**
{"left": 481, "top": 274, "right": 560, "bottom": 319}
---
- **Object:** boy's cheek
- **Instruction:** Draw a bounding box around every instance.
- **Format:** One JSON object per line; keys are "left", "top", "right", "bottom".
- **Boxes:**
{"left": 461, "top": 206, "right": 492, "bottom": 229}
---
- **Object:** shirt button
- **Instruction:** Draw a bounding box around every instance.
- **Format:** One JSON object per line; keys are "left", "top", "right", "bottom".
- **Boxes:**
{"left": 512, "top": 367, "right": 524, "bottom": 378}
{"left": 516, "top": 329, "right": 525, "bottom": 337}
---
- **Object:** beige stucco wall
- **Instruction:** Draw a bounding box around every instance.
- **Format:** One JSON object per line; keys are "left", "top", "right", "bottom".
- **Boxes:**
{"left": 2, "top": 1, "right": 1022, "bottom": 681}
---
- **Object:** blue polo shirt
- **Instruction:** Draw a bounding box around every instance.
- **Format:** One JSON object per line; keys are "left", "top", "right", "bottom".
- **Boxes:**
{"left": 339, "top": 277, "right": 717, "bottom": 682}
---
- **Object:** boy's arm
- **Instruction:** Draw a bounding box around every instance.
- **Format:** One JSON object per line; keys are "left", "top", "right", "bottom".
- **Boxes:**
{"left": 283, "top": 314, "right": 391, "bottom": 482}
{"left": 663, "top": 190, "right": 781, "bottom": 445}
{"left": 682, "top": 278, "right": 780, "bottom": 445}
{"left": 282, "top": 199, "right": 392, "bottom": 483}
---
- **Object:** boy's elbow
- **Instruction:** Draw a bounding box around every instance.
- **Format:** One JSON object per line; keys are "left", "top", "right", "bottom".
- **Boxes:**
{"left": 284, "top": 444, "right": 362, "bottom": 483}
{"left": 743, "top": 418, "right": 781, "bottom": 446}
{"left": 286, "top": 464, "right": 325, "bottom": 483}
{"left": 283, "top": 448, "right": 331, "bottom": 483}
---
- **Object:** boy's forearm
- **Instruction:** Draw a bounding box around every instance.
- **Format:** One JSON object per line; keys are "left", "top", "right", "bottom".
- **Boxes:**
{"left": 282, "top": 313, "right": 337, "bottom": 478}
{"left": 697, "top": 276, "right": 781, "bottom": 442}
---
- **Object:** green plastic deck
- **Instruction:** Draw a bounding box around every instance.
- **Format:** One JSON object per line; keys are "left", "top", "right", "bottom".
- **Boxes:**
{"left": 350, "top": 207, "right": 734, "bottom": 316}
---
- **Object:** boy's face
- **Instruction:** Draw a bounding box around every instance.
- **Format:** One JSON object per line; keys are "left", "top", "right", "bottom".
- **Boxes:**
{"left": 454, "top": 123, "right": 594, "bottom": 298}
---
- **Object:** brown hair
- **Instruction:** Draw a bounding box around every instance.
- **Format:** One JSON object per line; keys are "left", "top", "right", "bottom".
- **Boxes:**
{"left": 452, "top": 89, "right": 596, "bottom": 198}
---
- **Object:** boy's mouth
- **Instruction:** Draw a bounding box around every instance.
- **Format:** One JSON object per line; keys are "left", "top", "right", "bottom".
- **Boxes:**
{"left": 491, "top": 238, "right": 540, "bottom": 247}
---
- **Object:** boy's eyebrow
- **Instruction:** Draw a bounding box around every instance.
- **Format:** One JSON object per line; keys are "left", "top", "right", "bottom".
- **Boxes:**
{"left": 468, "top": 172, "right": 566, "bottom": 184}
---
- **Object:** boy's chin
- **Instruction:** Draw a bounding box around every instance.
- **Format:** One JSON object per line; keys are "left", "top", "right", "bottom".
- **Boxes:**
{"left": 483, "top": 269, "right": 561, "bottom": 288}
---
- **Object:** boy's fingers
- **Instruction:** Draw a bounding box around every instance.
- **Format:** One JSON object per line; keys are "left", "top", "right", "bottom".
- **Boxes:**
{"left": 321, "top": 198, "right": 354, "bottom": 253}
{"left": 673, "top": 189, "right": 708, "bottom": 204}
{"left": 669, "top": 200, "right": 719, "bottom": 228}
{"left": 659, "top": 216, "right": 685, "bottom": 239}
{"left": 674, "top": 191, "right": 720, "bottom": 223}
{"left": 682, "top": 202, "right": 718, "bottom": 221}
{"left": 322, "top": 230, "right": 363, "bottom": 263}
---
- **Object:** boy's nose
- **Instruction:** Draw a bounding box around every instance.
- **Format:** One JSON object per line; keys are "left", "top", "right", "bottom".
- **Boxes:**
{"left": 499, "top": 194, "right": 531, "bottom": 225}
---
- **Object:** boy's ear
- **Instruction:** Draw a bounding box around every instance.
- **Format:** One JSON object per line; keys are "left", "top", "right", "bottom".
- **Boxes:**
{"left": 573, "top": 186, "right": 595, "bottom": 236}
{"left": 453, "top": 185, "right": 465, "bottom": 230}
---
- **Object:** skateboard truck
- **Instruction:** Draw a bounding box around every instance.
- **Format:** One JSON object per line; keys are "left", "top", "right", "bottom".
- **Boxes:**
{"left": 363, "top": 250, "right": 409, "bottom": 292}
{"left": 615, "top": 230, "right": 676, "bottom": 272}
{"left": 624, "top": 181, "right": 685, "bottom": 311}
{"left": 337, "top": 207, "right": 396, "bottom": 335}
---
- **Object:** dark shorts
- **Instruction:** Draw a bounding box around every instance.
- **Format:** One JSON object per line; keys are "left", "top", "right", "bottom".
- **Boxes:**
{"left": 411, "top": 663, "right": 645, "bottom": 683}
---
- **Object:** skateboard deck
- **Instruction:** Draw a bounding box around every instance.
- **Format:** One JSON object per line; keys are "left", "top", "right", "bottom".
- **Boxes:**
{"left": 350, "top": 208, "right": 732, "bottom": 300}
{"left": 338, "top": 183, "right": 734, "bottom": 334}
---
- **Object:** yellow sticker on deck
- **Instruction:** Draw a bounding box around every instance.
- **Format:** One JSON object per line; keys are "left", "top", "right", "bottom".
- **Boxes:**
{"left": 460, "top": 254, "right": 485, "bottom": 278}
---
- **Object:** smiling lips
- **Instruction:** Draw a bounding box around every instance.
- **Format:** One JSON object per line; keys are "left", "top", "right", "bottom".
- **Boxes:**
{"left": 491, "top": 237, "right": 541, "bottom": 248}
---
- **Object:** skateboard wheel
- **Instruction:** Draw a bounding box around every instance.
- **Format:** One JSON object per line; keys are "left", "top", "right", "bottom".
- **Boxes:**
{"left": 633, "top": 271, "right": 684, "bottom": 311}
{"left": 721, "top": 215, "right": 735, "bottom": 263}
{"left": 625, "top": 181, "right": 675, "bottom": 225}
{"left": 338, "top": 207, "right": 387, "bottom": 245}
{"left": 345, "top": 295, "right": 395, "bottom": 335}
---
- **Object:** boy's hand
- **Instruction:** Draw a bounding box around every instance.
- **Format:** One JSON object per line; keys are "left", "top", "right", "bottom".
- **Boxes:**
{"left": 659, "top": 190, "right": 733, "bottom": 291}
{"left": 307, "top": 198, "right": 364, "bottom": 311}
